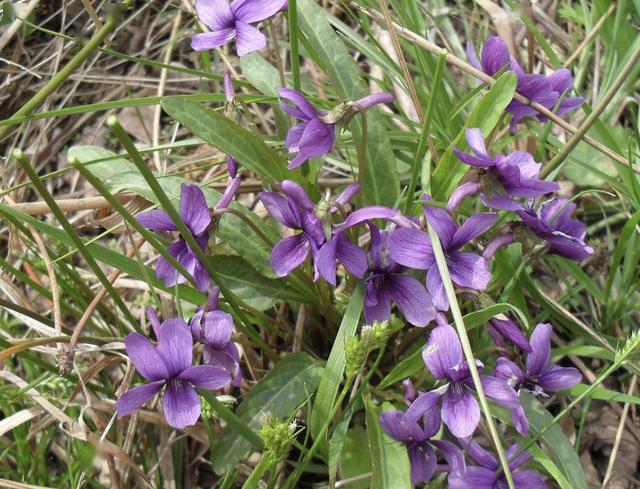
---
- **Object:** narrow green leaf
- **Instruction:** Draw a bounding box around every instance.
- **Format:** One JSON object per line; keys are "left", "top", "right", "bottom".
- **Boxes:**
{"left": 566, "top": 384, "right": 640, "bottom": 405}
{"left": 211, "top": 352, "right": 323, "bottom": 474}
{"left": 431, "top": 71, "right": 518, "bottom": 200}
{"left": 366, "top": 400, "right": 412, "bottom": 489}
{"left": 520, "top": 393, "right": 588, "bottom": 489}
{"left": 161, "top": 98, "right": 289, "bottom": 183}
{"left": 297, "top": 0, "right": 399, "bottom": 207}
{"left": 309, "top": 282, "right": 364, "bottom": 439}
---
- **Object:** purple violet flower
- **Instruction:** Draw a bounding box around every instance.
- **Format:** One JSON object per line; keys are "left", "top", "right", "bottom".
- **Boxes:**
{"left": 448, "top": 441, "right": 547, "bottom": 488}
{"left": 422, "top": 324, "right": 528, "bottom": 438}
{"left": 484, "top": 197, "right": 593, "bottom": 261}
{"left": 488, "top": 316, "right": 532, "bottom": 353}
{"left": 468, "top": 36, "right": 583, "bottom": 133}
{"left": 260, "top": 180, "right": 366, "bottom": 281}
{"left": 279, "top": 89, "right": 394, "bottom": 168}
{"left": 389, "top": 197, "right": 497, "bottom": 311}
{"left": 379, "top": 391, "right": 464, "bottom": 485}
{"left": 191, "top": 0, "right": 288, "bottom": 57}
{"left": 449, "top": 128, "right": 559, "bottom": 211}
{"left": 115, "top": 317, "right": 230, "bottom": 429}
{"left": 495, "top": 323, "right": 581, "bottom": 397}
{"left": 362, "top": 223, "right": 435, "bottom": 327}
{"left": 190, "top": 286, "right": 243, "bottom": 386}
{"left": 137, "top": 184, "right": 212, "bottom": 292}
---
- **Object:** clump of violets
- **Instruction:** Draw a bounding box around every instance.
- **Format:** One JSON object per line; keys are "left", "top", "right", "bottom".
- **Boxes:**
{"left": 116, "top": 315, "right": 231, "bottom": 429}
{"left": 448, "top": 128, "right": 559, "bottom": 212}
{"left": 380, "top": 390, "right": 463, "bottom": 485}
{"left": 484, "top": 197, "right": 594, "bottom": 261}
{"left": 421, "top": 323, "right": 528, "bottom": 437}
{"left": 189, "top": 286, "right": 243, "bottom": 386}
{"left": 137, "top": 184, "right": 212, "bottom": 291}
{"left": 496, "top": 323, "right": 581, "bottom": 397}
{"left": 390, "top": 196, "right": 497, "bottom": 311}
{"left": 279, "top": 88, "right": 395, "bottom": 168}
{"left": 191, "top": 0, "right": 288, "bottom": 57}
{"left": 468, "top": 36, "right": 583, "bottom": 132}
{"left": 449, "top": 441, "right": 547, "bottom": 488}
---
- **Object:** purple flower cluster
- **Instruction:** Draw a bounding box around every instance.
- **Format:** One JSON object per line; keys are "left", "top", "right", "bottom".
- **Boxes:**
{"left": 468, "top": 36, "right": 584, "bottom": 133}
{"left": 109, "top": 27, "right": 592, "bottom": 488}
{"left": 380, "top": 321, "right": 580, "bottom": 486}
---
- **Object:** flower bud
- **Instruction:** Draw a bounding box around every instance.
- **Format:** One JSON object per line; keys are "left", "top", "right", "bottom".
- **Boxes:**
{"left": 259, "top": 417, "right": 296, "bottom": 460}
{"left": 345, "top": 336, "right": 366, "bottom": 379}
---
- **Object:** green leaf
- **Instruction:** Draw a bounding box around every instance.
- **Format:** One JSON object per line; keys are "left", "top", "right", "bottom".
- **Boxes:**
{"left": 431, "top": 71, "right": 518, "bottom": 200}
{"left": 520, "top": 393, "right": 588, "bottom": 489}
{"left": 239, "top": 53, "right": 283, "bottom": 97}
{"left": 309, "top": 282, "right": 364, "bottom": 439}
{"left": 209, "top": 255, "right": 307, "bottom": 310}
{"left": 161, "top": 98, "right": 289, "bottom": 183}
{"left": 366, "top": 400, "right": 412, "bottom": 489}
{"left": 339, "top": 428, "right": 373, "bottom": 489}
{"left": 211, "top": 352, "right": 323, "bottom": 474}
{"left": 68, "top": 145, "right": 278, "bottom": 277}
{"left": 297, "top": 0, "right": 399, "bottom": 207}
{"left": 566, "top": 384, "right": 640, "bottom": 405}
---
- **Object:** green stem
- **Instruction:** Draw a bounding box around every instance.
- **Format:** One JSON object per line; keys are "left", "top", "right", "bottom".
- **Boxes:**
{"left": 0, "top": 12, "right": 118, "bottom": 141}
{"left": 403, "top": 50, "right": 446, "bottom": 215}
{"left": 13, "top": 150, "right": 138, "bottom": 330}
{"left": 284, "top": 378, "right": 354, "bottom": 489}
{"left": 242, "top": 453, "right": 275, "bottom": 489}
{"left": 107, "top": 116, "right": 277, "bottom": 360}
{"left": 288, "top": 0, "right": 301, "bottom": 91}
{"left": 421, "top": 178, "right": 514, "bottom": 487}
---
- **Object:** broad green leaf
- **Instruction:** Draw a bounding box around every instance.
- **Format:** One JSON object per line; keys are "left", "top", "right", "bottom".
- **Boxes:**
{"left": 209, "top": 255, "right": 307, "bottom": 310}
{"left": 366, "top": 400, "right": 412, "bottom": 489}
{"left": 520, "top": 393, "right": 588, "bottom": 489}
{"left": 68, "top": 145, "right": 278, "bottom": 277}
{"left": 432, "top": 71, "right": 517, "bottom": 200}
{"left": 339, "top": 428, "right": 373, "bottom": 489}
{"left": 161, "top": 98, "right": 289, "bottom": 183}
{"left": 211, "top": 352, "right": 323, "bottom": 474}
{"left": 309, "top": 282, "right": 364, "bottom": 439}
{"left": 239, "top": 53, "right": 282, "bottom": 97}
{"left": 297, "top": 0, "right": 399, "bottom": 207}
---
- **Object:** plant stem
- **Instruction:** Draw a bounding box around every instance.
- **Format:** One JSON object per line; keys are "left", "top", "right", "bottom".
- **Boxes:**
{"left": 288, "top": 0, "right": 301, "bottom": 91}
